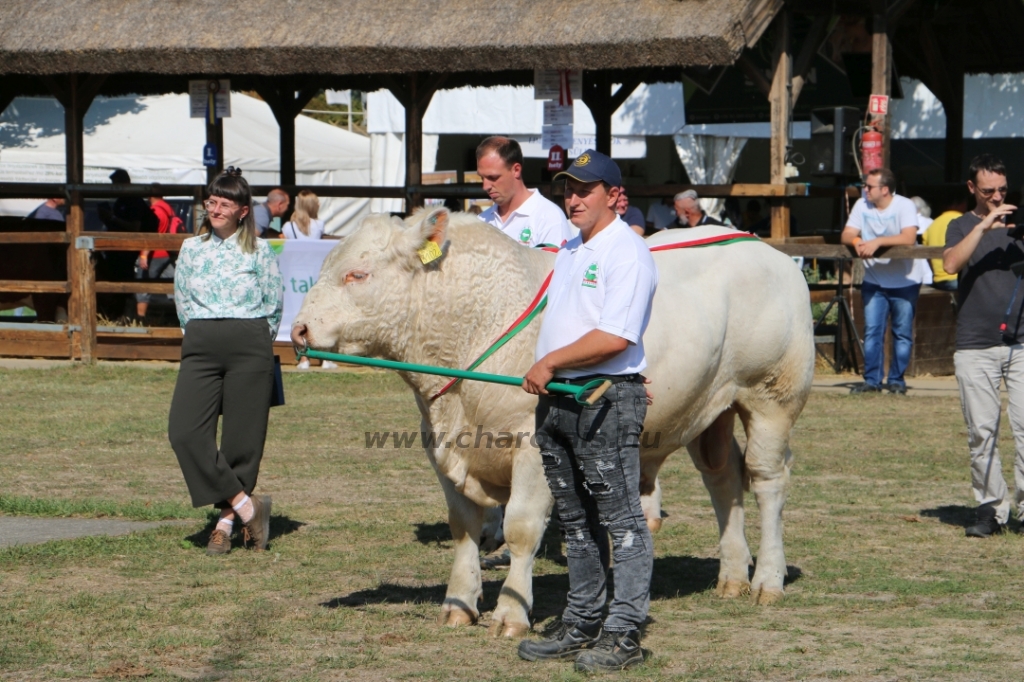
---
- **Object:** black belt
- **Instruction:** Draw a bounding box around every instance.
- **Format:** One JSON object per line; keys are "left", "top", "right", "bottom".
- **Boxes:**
{"left": 551, "top": 373, "right": 645, "bottom": 386}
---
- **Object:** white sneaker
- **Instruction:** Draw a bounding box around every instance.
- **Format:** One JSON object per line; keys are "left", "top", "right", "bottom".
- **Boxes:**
{"left": 321, "top": 360, "right": 338, "bottom": 370}
{"left": 297, "top": 358, "right": 310, "bottom": 370}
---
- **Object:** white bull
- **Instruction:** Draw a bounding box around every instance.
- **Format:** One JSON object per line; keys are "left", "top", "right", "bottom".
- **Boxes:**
{"left": 292, "top": 207, "right": 814, "bottom": 637}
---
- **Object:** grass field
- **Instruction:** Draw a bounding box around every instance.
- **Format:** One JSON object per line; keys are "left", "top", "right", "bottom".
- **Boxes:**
{"left": 2, "top": 365, "right": 1024, "bottom": 681}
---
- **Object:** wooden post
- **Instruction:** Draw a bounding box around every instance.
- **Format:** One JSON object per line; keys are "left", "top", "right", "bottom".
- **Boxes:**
{"left": 582, "top": 71, "right": 646, "bottom": 161}
{"left": 406, "top": 75, "right": 424, "bottom": 211}
{"left": 769, "top": 11, "right": 792, "bottom": 240}
{"left": 205, "top": 116, "right": 224, "bottom": 184}
{"left": 943, "top": 67, "right": 965, "bottom": 182}
{"left": 871, "top": 11, "right": 892, "bottom": 169}
{"left": 44, "top": 74, "right": 104, "bottom": 362}
{"left": 257, "top": 84, "right": 318, "bottom": 190}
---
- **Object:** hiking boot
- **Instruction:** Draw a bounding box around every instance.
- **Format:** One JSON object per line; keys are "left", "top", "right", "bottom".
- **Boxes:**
{"left": 242, "top": 495, "right": 272, "bottom": 550}
{"left": 965, "top": 503, "right": 1004, "bottom": 538}
{"left": 517, "top": 619, "right": 602, "bottom": 661}
{"left": 575, "top": 629, "right": 644, "bottom": 673}
{"left": 886, "top": 382, "right": 908, "bottom": 395}
{"left": 850, "top": 382, "right": 882, "bottom": 395}
{"left": 206, "top": 529, "right": 231, "bottom": 556}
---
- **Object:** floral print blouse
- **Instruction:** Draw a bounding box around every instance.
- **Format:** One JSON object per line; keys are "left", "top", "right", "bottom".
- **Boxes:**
{"left": 173, "top": 231, "right": 284, "bottom": 338}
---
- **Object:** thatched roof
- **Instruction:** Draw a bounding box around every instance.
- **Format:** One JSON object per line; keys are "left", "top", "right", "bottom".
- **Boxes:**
{"left": 0, "top": 0, "right": 780, "bottom": 77}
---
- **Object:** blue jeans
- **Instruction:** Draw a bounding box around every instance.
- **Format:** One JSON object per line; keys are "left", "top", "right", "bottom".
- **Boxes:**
{"left": 535, "top": 381, "right": 652, "bottom": 632}
{"left": 861, "top": 282, "right": 920, "bottom": 387}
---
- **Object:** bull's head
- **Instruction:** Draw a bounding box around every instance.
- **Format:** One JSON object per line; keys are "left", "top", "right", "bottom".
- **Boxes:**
{"left": 290, "top": 206, "right": 449, "bottom": 357}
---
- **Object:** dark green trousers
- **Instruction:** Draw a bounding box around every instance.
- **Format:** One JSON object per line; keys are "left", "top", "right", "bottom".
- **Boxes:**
{"left": 168, "top": 318, "right": 273, "bottom": 508}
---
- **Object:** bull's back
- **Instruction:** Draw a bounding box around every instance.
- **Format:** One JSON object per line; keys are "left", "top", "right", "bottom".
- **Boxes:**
{"left": 641, "top": 236, "right": 813, "bottom": 446}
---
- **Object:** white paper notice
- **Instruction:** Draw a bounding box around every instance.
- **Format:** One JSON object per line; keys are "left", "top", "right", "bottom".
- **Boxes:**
{"left": 189, "top": 80, "right": 232, "bottom": 119}
{"left": 543, "top": 101, "right": 574, "bottom": 126}
{"left": 534, "top": 70, "right": 581, "bottom": 101}
{"left": 541, "top": 125, "right": 574, "bottom": 150}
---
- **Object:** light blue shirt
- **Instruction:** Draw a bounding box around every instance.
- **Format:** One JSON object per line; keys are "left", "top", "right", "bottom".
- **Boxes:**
{"left": 173, "top": 231, "right": 284, "bottom": 338}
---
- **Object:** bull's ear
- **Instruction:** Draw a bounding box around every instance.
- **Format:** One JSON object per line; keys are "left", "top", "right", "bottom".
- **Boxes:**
{"left": 409, "top": 207, "right": 448, "bottom": 266}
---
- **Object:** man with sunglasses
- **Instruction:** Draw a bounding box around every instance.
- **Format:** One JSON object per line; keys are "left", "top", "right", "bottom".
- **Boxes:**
{"left": 943, "top": 154, "right": 1023, "bottom": 538}
{"left": 842, "top": 168, "right": 920, "bottom": 395}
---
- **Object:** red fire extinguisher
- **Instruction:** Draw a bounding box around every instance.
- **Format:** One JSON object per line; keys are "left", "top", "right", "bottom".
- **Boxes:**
{"left": 860, "top": 126, "right": 884, "bottom": 175}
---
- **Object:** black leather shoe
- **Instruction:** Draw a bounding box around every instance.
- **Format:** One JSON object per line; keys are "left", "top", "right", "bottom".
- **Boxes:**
{"left": 517, "top": 620, "right": 602, "bottom": 661}
{"left": 965, "top": 503, "right": 1005, "bottom": 538}
{"left": 850, "top": 382, "right": 882, "bottom": 395}
{"left": 575, "top": 629, "right": 644, "bottom": 672}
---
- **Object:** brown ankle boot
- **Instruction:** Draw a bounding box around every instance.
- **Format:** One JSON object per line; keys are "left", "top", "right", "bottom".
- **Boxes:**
{"left": 206, "top": 529, "right": 231, "bottom": 556}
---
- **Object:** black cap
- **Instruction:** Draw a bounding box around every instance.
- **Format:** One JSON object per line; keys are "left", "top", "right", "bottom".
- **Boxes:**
{"left": 109, "top": 168, "right": 131, "bottom": 183}
{"left": 554, "top": 149, "right": 622, "bottom": 187}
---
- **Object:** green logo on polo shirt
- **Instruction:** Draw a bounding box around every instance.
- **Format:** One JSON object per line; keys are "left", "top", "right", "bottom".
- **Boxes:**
{"left": 582, "top": 262, "right": 598, "bottom": 288}
{"left": 519, "top": 227, "right": 532, "bottom": 244}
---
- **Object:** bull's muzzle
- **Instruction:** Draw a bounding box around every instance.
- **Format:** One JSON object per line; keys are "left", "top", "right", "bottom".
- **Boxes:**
{"left": 291, "top": 323, "right": 309, "bottom": 353}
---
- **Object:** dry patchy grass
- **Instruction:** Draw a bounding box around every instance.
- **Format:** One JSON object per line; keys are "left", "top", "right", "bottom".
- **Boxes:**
{"left": 1, "top": 366, "right": 1023, "bottom": 681}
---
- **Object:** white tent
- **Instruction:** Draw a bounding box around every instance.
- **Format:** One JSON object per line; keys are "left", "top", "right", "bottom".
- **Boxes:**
{"left": 366, "top": 83, "right": 684, "bottom": 212}
{"left": 0, "top": 93, "right": 372, "bottom": 234}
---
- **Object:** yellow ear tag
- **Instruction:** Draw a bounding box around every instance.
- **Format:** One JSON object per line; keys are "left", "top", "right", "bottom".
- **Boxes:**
{"left": 418, "top": 240, "right": 443, "bottom": 265}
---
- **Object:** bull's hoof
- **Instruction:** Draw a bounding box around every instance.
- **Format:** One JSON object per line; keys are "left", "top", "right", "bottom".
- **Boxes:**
{"left": 487, "top": 619, "right": 530, "bottom": 638}
{"left": 439, "top": 607, "right": 477, "bottom": 627}
{"left": 715, "top": 579, "right": 751, "bottom": 599}
{"left": 751, "top": 586, "right": 784, "bottom": 606}
{"left": 646, "top": 517, "right": 663, "bottom": 534}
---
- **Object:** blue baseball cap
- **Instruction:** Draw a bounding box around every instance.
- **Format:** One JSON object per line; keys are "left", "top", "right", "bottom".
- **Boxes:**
{"left": 554, "top": 149, "right": 622, "bottom": 187}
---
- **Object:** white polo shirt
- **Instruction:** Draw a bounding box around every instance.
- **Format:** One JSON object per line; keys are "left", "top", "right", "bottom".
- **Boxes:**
{"left": 478, "top": 188, "right": 576, "bottom": 247}
{"left": 846, "top": 193, "right": 919, "bottom": 289}
{"left": 535, "top": 217, "right": 659, "bottom": 378}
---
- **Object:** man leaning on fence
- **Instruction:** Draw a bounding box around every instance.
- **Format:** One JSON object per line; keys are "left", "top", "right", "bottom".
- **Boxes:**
{"left": 942, "top": 154, "right": 1024, "bottom": 538}
{"left": 841, "top": 168, "right": 919, "bottom": 395}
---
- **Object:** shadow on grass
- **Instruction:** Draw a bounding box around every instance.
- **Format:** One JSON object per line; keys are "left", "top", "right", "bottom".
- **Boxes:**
{"left": 413, "top": 522, "right": 452, "bottom": 545}
{"left": 320, "top": 555, "right": 797, "bottom": 621}
{"left": 183, "top": 513, "right": 305, "bottom": 550}
{"left": 921, "top": 504, "right": 973, "bottom": 527}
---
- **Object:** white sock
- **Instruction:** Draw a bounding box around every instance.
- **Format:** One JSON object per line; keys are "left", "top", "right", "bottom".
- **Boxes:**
{"left": 232, "top": 494, "right": 254, "bottom": 524}
{"left": 216, "top": 515, "right": 234, "bottom": 536}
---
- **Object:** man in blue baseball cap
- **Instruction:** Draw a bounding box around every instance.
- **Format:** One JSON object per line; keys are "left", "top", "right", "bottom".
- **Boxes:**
{"left": 517, "top": 149, "right": 658, "bottom": 673}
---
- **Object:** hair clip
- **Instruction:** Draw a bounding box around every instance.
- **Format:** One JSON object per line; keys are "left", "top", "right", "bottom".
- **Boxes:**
{"left": 225, "top": 166, "right": 243, "bottom": 177}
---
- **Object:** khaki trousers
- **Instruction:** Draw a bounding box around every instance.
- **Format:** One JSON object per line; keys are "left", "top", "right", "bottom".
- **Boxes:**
{"left": 954, "top": 345, "right": 1024, "bottom": 524}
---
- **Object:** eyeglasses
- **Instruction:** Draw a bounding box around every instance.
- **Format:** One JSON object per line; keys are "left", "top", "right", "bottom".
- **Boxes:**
{"left": 203, "top": 199, "right": 240, "bottom": 212}
{"left": 977, "top": 186, "right": 1009, "bottom": 198}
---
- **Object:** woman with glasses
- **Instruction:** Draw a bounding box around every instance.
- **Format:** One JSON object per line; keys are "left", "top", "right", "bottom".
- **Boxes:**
{"left": 169, "top": 169, "right": 284, "bottom": 555}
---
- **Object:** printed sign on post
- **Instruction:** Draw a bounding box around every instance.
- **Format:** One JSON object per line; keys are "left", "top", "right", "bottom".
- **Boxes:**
{"left": 189, "top": 79, "right": 232, "bottom": 119}
{"left": 543, "top": 101, "right": 574, "bottom": 126}
{"left": 541, "top": 125, "right": 574, "bottom": 150}
{"left": 534, "top": 70, "right": 581, "bottom": 101}
{"left": 202, "top": 144, "right": 217, "bottom": 167}
{"left": 868, "top": 94, "right": 889, "bottom": 116}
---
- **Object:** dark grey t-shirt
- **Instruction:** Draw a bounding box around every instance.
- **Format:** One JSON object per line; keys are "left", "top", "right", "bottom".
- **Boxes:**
{"left": 946, "top": 212, "right": 1024, "bottom": 349}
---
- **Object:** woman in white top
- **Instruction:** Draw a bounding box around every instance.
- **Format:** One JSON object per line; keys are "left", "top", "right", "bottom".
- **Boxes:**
{"left": 281, "top": 190, "right": 325, "bottom": 240}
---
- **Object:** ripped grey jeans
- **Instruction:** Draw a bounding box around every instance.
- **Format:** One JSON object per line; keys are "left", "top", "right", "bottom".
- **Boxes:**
{"left": 535, "top": 380, "right": 652, "bottom": 632}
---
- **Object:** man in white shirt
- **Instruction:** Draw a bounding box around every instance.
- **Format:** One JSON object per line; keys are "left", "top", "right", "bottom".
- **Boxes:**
{"left": 476, "top": 136, "right": 575, "bottom": 248}
{"left": 842, "top": 168, "right": 919, "bottom": 394}
{"left": 517, "top": 150, "right": 658, "bottom": 673}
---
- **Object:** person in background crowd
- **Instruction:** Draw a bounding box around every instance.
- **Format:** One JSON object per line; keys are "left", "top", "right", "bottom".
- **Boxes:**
{"left": 842, "top": 168, "right": 919, "bottom": 395}
{"left": 97, "top": 169, "right": 158, "bottom": 319}
{"left": 923, "top": 198, "right": 966, "bottom": 291}
{"left": 253, "top": 188, "right": 290, "bottom": 237}
{"left": 135, "top": 186, "right": 183, "bottom": 320}
{"left": 645, "top": 196, "right": 676, "bottom": 231}
{"left": 670, "top": 189, "right": 724, "bottom": 228}
{"left": 616, "top": 186, "right": 646, "bottom": 236}
{"left": 169, "top": 168, "right": 283, "bottom": 556}
{"left": 943, "top": 154, "right": 1023, "bottom": 538}
{"left": 476, "top": 136, "right": 575, "bottom": 248}
{"left": 27, "top": 197, "right": 65, "bottom": 222}
{"left": 281, "top": 190, "right": 325, "bottom": 240}
{"left": 909, "top": 196, "right": 934, "bottom": 287}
